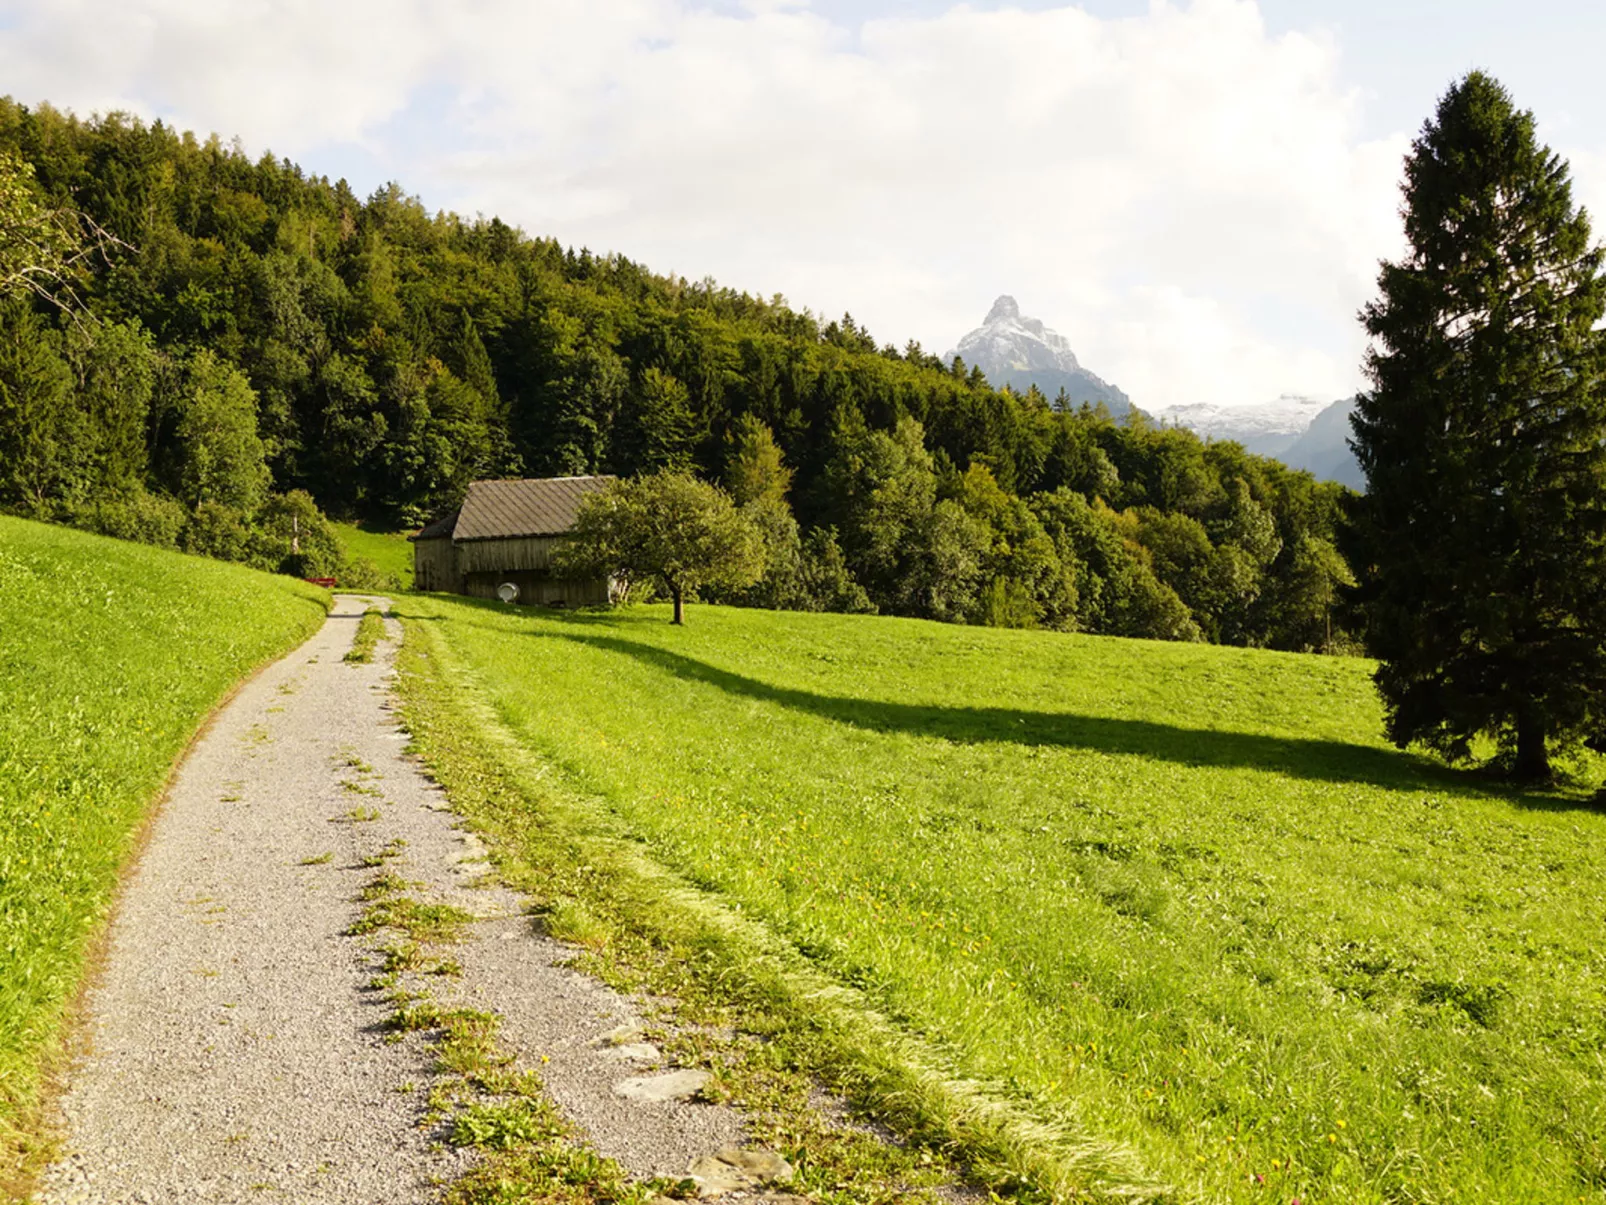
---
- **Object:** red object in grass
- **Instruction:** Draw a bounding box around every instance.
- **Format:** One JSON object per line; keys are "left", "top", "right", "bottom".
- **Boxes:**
{"left": 303, "top": 576, "right": 339, "bottom": 588}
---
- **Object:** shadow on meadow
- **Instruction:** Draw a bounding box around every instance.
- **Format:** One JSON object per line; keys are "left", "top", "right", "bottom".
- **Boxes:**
{"left": 406, "top": 598, "right": 1606, "bottom": 810}
{"left": 399, "top": 598, "right": 1556, "bottom": 800}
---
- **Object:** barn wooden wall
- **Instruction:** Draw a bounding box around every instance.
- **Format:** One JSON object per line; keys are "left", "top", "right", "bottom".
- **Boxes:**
{"left": 412, "top": 537, "right": 459, "bottom": 592}
{"left": 412, "top": 535, "right": 610, "bottom": 606}
{"left": 458, "top": 536, "right": 560, "bottom": 575}
{"left": 460, "top": 571, "right": 611, "bottom": 606}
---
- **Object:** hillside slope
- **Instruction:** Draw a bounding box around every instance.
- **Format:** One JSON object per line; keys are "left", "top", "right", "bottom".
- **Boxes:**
{"left": 401, "top": 594, "right": 1606, "bottom": 1204}
{"left": 0, "top": 101, "right": 1353, "bottom": 651}
{"left": 0, "top": 519, "right": 326, "bottom": 1191}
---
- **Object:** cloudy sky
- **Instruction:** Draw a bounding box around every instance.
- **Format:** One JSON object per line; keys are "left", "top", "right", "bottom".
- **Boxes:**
{"left": 3, "top": 0, "right": 1603, "bottom": 410}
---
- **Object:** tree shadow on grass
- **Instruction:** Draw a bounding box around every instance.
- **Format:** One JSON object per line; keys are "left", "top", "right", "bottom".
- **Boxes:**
{"left": 397, "top": 599, "right": 1598, "bottom": 811}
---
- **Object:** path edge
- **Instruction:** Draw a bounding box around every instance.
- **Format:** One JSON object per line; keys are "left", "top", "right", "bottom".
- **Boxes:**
{"left": 1, "top": 591, "right": 332, "bottom": 1204}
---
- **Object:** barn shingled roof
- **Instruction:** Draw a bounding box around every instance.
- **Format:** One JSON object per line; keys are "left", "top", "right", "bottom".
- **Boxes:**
{"left": 447, "top": 476, "right": 616, "bottom": 542}
{"left": 411, "top": 509, "right": 460, "bottom": 541}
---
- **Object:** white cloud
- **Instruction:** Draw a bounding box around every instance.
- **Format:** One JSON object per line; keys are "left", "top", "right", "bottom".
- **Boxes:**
{"left": 0, "top": 0, "right": 447, "bottom": 146}
{"left": 1559, "top": 144, "right": 1606, "bottom": 243}
{"left": 0, "top": 0, "right": 1496, "bottom": 409}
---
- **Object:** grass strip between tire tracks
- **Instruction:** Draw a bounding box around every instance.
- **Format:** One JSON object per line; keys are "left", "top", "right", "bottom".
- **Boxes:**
{"left": 344, "top": 607, "right": 387, "bottom": 664}
{"left": 348, "top": 868, "right": 696, "bottom": 1205}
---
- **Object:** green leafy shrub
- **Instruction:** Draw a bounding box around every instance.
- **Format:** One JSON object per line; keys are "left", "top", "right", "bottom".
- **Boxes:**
{"left": 254, "top": 490, "right": 342, "bottom": 577}
{"left": 67, "top": 487, "right": 187, "bottom": 549}
{"left": 181, "top": 501, "right": 254, "bottom": 563}
{"left": 337, "top": 555, "right": 398, "bottom": 591}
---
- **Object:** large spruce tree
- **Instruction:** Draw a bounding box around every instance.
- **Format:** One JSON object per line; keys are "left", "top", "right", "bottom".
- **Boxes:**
{"left": 1350, "top": 72, "right": 1606, "bottom": 780}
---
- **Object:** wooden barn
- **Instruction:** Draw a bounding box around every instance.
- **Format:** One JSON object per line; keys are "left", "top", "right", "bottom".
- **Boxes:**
{"left": 410, "top": 476, "right": 617, "bottom": 606}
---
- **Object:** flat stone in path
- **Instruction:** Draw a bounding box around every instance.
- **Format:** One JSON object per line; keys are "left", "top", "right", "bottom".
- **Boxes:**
{"left": 686, "top": 1147, "right": 797, "bottom": 1196}
{"left": 604, "top": 1042, "right": 664, "bottom": 1064}
{"left": 613, "top": 1069, "right": 713, "bottom": 1104}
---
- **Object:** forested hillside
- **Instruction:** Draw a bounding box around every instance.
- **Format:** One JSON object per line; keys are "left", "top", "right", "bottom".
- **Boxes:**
{"left": 0, "top": 100, "right": 1355, "bottom": 648}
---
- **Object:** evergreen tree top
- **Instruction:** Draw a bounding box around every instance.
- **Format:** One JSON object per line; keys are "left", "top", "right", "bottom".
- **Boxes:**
{"left": 1384, "top": 71, "right": 1603, "bottom": 341}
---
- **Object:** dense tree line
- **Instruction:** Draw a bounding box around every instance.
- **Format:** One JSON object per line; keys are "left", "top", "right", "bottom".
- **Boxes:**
{"left": 0, "top": 100, "right": 1354, "bottom": 648}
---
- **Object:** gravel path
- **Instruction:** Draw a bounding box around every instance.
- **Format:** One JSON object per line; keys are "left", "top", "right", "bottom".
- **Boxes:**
{"left": 37, "top": 596, "right": 750, "bottom": 1205}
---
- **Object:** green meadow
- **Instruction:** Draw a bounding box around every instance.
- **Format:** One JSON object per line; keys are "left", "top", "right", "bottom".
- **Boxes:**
{"left": 0, "top": 517, "right": 326, "bottom": 1186}
{"left": 331, "top": 520, "right": 415, "bottom": 589}
{"left": 402, "top": 594, "right": 1606, "bottom": 1204}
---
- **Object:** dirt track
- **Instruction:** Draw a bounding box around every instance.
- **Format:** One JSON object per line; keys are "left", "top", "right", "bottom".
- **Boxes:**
{"left": 38, "top": 596, "right": 749, "bottom": 1204}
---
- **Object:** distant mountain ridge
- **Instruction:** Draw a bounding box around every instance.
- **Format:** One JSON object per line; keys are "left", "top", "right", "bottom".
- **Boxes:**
{"left": 1280, "top": 397, "right": 1363, "bottom": 489}
{"left": 945, "top": 296, "right": 1134, "bottom": 417}
{"left": 1154, "top": 395, "right": 1329, "bottom": 458}
{"left": 945, "top": 296, "right": 1360, "bottom": 487}
{"left": 1158, "top": 395, "right": 1363, "bottom": 489}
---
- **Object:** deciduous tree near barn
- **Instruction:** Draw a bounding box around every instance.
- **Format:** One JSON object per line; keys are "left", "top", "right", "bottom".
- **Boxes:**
{"left": 1349, "top": 71, "right": 1606, "bottom": 780}
{"left": 559, "top": 470, "right": 763, "bottom": 624}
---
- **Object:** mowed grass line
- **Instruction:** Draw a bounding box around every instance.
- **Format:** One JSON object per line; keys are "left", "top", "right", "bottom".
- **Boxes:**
{"left": 0, "top": 517, "right": 328, "bottom": 1194}
{"left": 400, "top": 594, "right": 1606, "bottom": 1205}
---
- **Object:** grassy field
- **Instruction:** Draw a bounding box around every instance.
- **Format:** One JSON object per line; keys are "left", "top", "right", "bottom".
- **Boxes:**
{"left": 0, "top": 517, "right": 327, "bottom": 1190}
{"left": 400, "top": 594, "right": 1606, "bottom": 1204}
{"left": 331, "top": 520, "right": 414, "bottom": 589}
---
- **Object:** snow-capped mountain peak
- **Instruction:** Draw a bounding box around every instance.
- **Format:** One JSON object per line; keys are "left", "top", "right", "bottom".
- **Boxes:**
{"left": 984, "top": 294, "right": 1020, "bottom": 323}
{"left": 944, "top": 296, "right": 1361, "bottom": 485}
{"left": 945, "top": 296, "right": 1129, "bottom": 414}
{"left": 955, "top": 294, "right": 1082, "bottom": 375}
